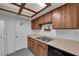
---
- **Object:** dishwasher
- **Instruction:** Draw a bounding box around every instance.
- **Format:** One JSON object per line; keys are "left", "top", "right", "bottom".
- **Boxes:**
{"left": 48, "top": 45, "right": 75, "bottom": 56}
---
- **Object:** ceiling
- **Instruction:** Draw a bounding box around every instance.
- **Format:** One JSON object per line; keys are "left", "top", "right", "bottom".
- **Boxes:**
{"left": 0, "top": 3, "right": 65, "bottom": 19}
{"left": 0, "top": 3, "right": 51, "bottom": 18}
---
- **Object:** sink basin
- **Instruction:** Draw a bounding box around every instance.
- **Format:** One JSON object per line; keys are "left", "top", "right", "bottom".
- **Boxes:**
{"left": 36, "top": 36, "right": 54, "bottom": 42}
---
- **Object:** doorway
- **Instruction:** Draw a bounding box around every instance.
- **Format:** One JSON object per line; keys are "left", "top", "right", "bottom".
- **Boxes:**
{"left": 0, "top": 20, "right": 4, "bottom": 55}
{"left": 0, "top": 20, "right": 7, "bottom": 56}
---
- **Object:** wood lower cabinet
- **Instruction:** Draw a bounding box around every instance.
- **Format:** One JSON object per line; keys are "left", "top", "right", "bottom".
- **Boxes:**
{"left": 38, "top": 41, "right": 48, "bottom": 56}
{"left": 28, "top": 37, "right": 48, "bottom": 56}
{"left": 28, "top": 37, "right": 34, "bottom": 51}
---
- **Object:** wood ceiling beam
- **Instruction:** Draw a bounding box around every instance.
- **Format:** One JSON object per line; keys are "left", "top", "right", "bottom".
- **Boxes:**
{"left": 45, "top": 3, "right": 51, "bottom": 6}
{"left": 18, "top": 3, "right": 26, "bottom": 14}
{"left": 31, "top": 3, "right": 51, "bottom": 17}
{"left": 0, "top": 8, "right": 31, "bottom": 17}
{"left": 11, "top": 3, "right": 37, "bottom": 13}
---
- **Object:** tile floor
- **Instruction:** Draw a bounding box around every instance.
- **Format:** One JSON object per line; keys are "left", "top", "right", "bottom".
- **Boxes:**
{"left": 7, "top": 48, "right": 34, "bottom": 56}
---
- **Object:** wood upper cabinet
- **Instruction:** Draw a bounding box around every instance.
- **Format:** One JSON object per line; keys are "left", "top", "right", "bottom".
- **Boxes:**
{"left": 52, "top": 6, "right": 64, "bottom": 29}
{"left": 31, "top": 12, "right": 52, "bottom": 30}
{"left": 63, "top": 3, "right": 77, "bottom": 28}
{"left": 32, "top": 3, "right": 78, "bottom": 29}
{"left": 44, "top": 12, "right": 52, "bottom": 24}
{"left": 52, "top": 3, "right": 78, "bottom": 29}
{"left": 31, "top": 19, "right": 41, "bottom": 29}
{"left": 38, "top": 16, "right": 44, "bottom": 24}
{"left": 78, "top": 4, "right": 79, "bottom": 28}
{"left": 33, "top": 40, "right": 38, "bottom": 55}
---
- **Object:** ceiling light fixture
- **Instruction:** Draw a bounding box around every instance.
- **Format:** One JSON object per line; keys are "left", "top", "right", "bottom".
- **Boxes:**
{"left": 37, "top": 3, "right": 46, "bottom": 7}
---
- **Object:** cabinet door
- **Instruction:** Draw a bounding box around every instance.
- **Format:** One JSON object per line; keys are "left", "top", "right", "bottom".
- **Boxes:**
{"left": 31, "top": 20, "right": 36, "bottom": 29}
{"left": 28, "top": 37, "right": 34, "bottom": 51}
{"left": 44, "top": 12, "right": 52, "bottom": 24}
{"left": 63, "top": 4, "right": 77, "bottom": 28}
{"left": 31, "top": 39, "right": 35, "bottom": 52}
{"left": 28, "top": 37, "right": 31, "bottom": 48}
{"left": 52, "top": 3, "right": 78, "bottom": 29}
{"left": 52, "top": 7, "right": 64, "bottom": 29}
{"left": 38, "top": 16, "right": 44, "bottom": 24}
{"left": 33, "top": 40, "right": 39, "bottom": 56}
{"left": 31, "top": 19, "right": 41, "bottom": 29}
{"left": 38, "top": 46, "right": 47, "bottom": 56}
{"left": 78, "top": 4, "right": 79, "bottom": 28}
{"left": 38, "top": 42, "right": 48, "bottom": 56}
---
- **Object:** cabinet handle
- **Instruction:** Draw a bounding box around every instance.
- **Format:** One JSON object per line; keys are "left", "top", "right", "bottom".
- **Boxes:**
{"left": 64, "top": 16, "right": 65, "bottom": 18}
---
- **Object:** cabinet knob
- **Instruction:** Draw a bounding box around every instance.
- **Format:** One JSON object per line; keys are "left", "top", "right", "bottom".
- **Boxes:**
{"left": 16, "top": 36, "right": 18, "bottom": 38}
{"left": 64, "top": 16, "right": 65, "bottom": 18}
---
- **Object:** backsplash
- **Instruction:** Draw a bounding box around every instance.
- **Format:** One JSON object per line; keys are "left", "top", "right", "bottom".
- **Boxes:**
{"left": 32, "top": 29, "right": 79, "bottom": 41}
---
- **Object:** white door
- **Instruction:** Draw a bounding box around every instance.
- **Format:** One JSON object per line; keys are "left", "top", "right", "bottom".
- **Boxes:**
{"left": 15, "top": 20, "right": 26, "bottom": 51}
{"left": 0, "top": 20, "right": 4, "bottom": 56}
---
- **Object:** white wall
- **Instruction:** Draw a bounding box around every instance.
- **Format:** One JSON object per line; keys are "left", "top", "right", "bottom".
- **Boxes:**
{"left": 32, "top": 29, "right": 79, "bottom": 41}
{"left": 0, "top": 10, "right": 31, "bottom": 55}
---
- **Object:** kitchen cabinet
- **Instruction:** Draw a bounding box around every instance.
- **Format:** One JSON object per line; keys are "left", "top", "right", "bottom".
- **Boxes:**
{"left": 52, "top": 3, "right": 78, "bottom": 29}
{"left": 28, "top": 37, "right": 31, "bottom": 48}
{"left": 31, "top": 18, "right": 41, "bottom": 29}
{"left": 33, "top": 40, "right": 38, "bottom": 55}
{"left": 38, "top": 41, "right": 48, "bottom": 56}
{"left": 44, "top": 12, "right": 52, "bottom": 24}
{"left": 63, "top": 3, "right": 77, "bottom": 28}
{"left": 38, "top": 16, "right": 44, "bottom": 24}
{"left": 28, "top": 36, "right": 75, "bottom": 56}
{"left": 52, "top": 6, "right": 63, "bottom": 29}
{"left": 32, "top": 12, "right": 52, "bottom": 30}
{"left": 28, "top": 37, "right": 34, "bottom": 51}
{"left": 78, "top": 4, "right": 79, "bottom": 28}
{"left": 32, "top": 3, "right": 79, "bottom": 29}
{"left": 28, "top": 37, "right": 48, "bottom": 56}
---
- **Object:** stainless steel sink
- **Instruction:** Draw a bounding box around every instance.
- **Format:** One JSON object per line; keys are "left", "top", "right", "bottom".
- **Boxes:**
{"left": 36, "top": 36, "right": 54, "bottom": 42}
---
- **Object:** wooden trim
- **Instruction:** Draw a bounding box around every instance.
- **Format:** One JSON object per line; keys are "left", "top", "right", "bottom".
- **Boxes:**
{"left": 31, "top": 3, "right": 51, "bottom": 17}
{"left": 11, "top": 3, "right": 37, "bottom": 13}
{"left": 21, "top": 14, "right": 31, "bottom": 17}
{"left": 24, "top": 6, "right": 36, "bottom": 13}
{"left": 0, "top": 8, "right": 17, "bottom": 14}
{"left": 18, "top": 3, "right": 26, "bottom": 14}
{"left": 45, "top": 3, "right": 51, "bottom": 6}
{"left": 0, "top": 8, "right": 31, "bottom": 17}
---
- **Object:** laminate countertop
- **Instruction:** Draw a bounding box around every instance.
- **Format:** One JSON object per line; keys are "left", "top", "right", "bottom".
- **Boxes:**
{"left": 28, "top": 34, "right": 79, "bottom": 56}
